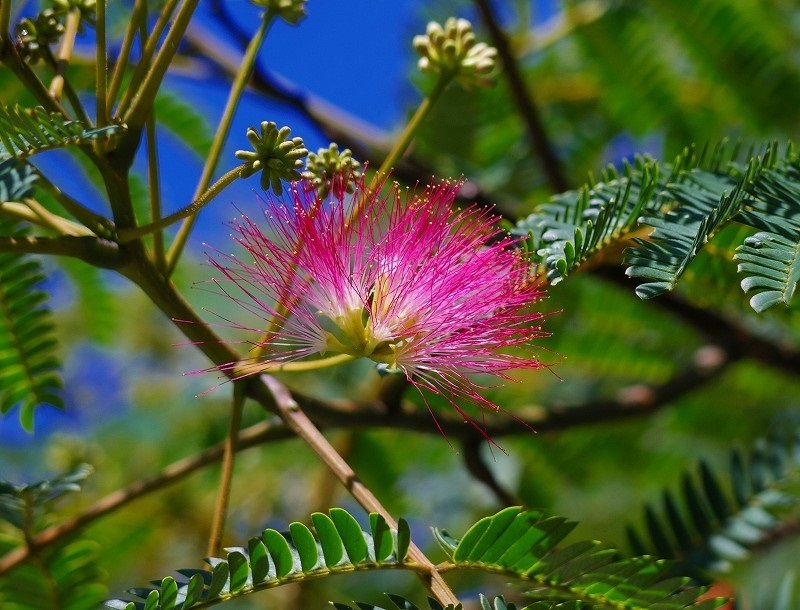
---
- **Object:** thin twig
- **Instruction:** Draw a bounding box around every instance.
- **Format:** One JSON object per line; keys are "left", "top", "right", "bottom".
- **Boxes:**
{"left": 473, "top": 0, "right": 570, "bottom": 193}
{"left": 595, "top": 267, "right": 800, "bottom": 378}
{"left": 462, "top": 435, "right": 520, "bottom": 506}
{"left": 114, "top": 0, "right": 181, "bottom": 118}
{"left": 0, "top": 36, "right": 69, "bottom": 116}
{"left": 35, "top": 173, "right": 116, "bottom": 238}
{"left": 260, "top": 374, "right": 460, "bottom": 606}
{"left": 0, "top": 0, "right": 11, "bottom": 35}
{"left": 49, "top": 8, "right": 81, "bottom": 102}
{"left": 145, "top": 107, "right": 166, "bottom": 267}
{"left": 0, "top": 417, "right": 291, "bottom": 576}
{"left": 122, "top": 0, "right": 201, "bottom": 128}
{"left": 166, "top": 10, "right": 275, "bottom": 275}
{"left": 116, "top": 164, "right": 247, "bottom": 242}
{"left": 0, "top": 235, "right": 124, "bottom": 267}
{"left": 106, "top": 0, "right": 148, "bottom": 112}
{"left": 96, "top": 0, "right": 107, "bottom": 127}
{"left": 207, "top": 384, "right": 246, "bottom": 556}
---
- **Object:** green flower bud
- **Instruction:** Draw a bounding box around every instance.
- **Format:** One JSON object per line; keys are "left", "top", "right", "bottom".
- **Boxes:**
{"left": 249, "top": 0, "right": 307, "bottom": 25}
{"left": 15, "top": 10, "right": 64, "bottom": 63}
{"left": 235, "top": 122, "right": 308, "bottom": 195}
{"left": 413, "top": 17, "right": 498, "bottom": 88}
{"left": 302, "top": 143, "right": 362, "bottom": 197}
{"left": 50, "top": 0, "right": 97, "bottom": 26}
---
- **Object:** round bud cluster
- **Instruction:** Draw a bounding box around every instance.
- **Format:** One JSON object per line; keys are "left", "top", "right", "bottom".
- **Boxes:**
{"left": 235, "top": 122, "right": 308, "bottom": 195}
{"left": 302, "top": 143, "right": 362, "bottom": 198}
{"left": 15, "top": 11, "right": 64, "bottom": 63}
{"left": 413, "top": 17, "right": 498, "bottom": 88}
{"left": 249, "top": 0, "right": 307, "bottom": 25}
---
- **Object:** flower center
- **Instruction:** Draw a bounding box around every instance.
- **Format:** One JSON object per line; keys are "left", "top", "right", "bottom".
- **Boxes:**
{"left": 318, "top": 273, "right": 412, "bottom": 373}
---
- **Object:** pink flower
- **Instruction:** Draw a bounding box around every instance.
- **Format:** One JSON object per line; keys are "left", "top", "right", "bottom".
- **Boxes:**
{"left": 205, "top": 174, "right": 548, "bottom": 436}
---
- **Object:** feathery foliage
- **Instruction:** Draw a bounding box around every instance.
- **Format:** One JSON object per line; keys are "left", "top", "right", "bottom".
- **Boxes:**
{"left": 517, "top": 141, "right": 800, "bottom": 311}
{"left": 626, "top": 426, "right": 800, "bottom": 577}
{"left": 0, "top": 466, "right": 101, "bottom": 609}
{"left": 0, "top": 105, "right": 124, "bottom": 161}
{"left": 0, "top": 216, "right": 63, "bottom": 429}
{"left": 0, "top": 537, "right": 106, "bottom": 610}
{"left": 102, "top": 509, "right": 411, "bottom": 609}
{"left": 104, "top": 507, "right": 726, "bottom": 609}
{"left": 435, "top": 506, "right": 722, "bottom": 608}
{"left": 0, "top": 159, "right": 39, "bottom": 203}
{"left": 0, "top": 464, "right": 92, "bottom": 531}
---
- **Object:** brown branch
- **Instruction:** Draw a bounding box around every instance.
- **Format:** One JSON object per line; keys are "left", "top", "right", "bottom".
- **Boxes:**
{"left": 462, "top": 435, "right": 520, "bottom": 506}
{"left": 0, "top": 417, "right": 291, "bottom": 575}
{"left": 0, "top": 235, "right": 125, "bottom": 268}
{"left": 261, "top": 375, "right": 459, "bottom": 606}
{"left": 595, "top": 266, "right": 800, "bottom": 378}
{"left": 473, "top": 0, "right": 570, "bottom": 193}
{"left": 0, "top": 337, "right": 732, "bottom": 575}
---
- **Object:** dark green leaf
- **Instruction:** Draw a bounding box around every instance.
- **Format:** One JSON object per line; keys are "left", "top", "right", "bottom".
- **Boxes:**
{"left": 158, "top": 576, "right": 178, "bottom": 610}
{"left": 262, "top": 529, "right": 294, "bottom": 578}
{"left": 312, "top": 511, "right": 345, "bottom": 568}
{"left": 226, "top": 550, "right": 249, "bottom": 593}
{"left": 182, "top": 573, "right": 205, "bottom": 608}
{"left": 396, "top": 517, "right": 411, "bottom": 563}
{"left": 247, "top": 537, "right": 270, "bottom": 584}
{"left": 289, "top": 521, "right": 320, "bottom": 572}
{"left": 330, "top": 508, "right": 368, "bottom": 563}
{"left": 207, "top": 562, "right": 228, "bottom": 598}
{"left": 369, "top": 513, "right": 394, "bottom": 563}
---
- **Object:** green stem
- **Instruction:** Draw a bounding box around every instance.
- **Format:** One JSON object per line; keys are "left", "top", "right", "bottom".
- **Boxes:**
{"left": 115, "top": 0, "right": 180, "bottom": 118}
{"left": 0, "top": 0, "right": 10, "bottom": 36}
{"left": 122, "top": 0, "right": 200, "bottom": 129}
{"left": 372, "top": 73, "right": 452, "bottom": 190}
{"left": 145, "top": 109, "right": 165, "bottom": 267}
{"left": 117, "top": 164, "right": 245, "bottom": 242}
{"left": 0, "top": 200, "right": 93, "bottom": 236}
{"left": 106, "top": 0, "right": 148, "bottom": 112}
{"left": 42, "top": 46, "right": 91, "bottom": 124}
{"left": 96, "top": 0, "right": 107, "bottom": 127}
{"left": 49, "top": 8, "right": 81, "bottom": 102}
{"left": 233, "top": 353, "right": 357, "bottom": 378}
{"left": 207, "top": 383, "right": 246, "bottom": 556}
{"left": 36, "top": 173, "right": 115, "bottom": 237}
{"left": 1, "top": 36, "right": 68, "bottom": 116}
{"left": 165, "top": 10, "right": 275, "bottom": 276}
{"left": 22, "top": 198, "right": 95, "bottom": 235}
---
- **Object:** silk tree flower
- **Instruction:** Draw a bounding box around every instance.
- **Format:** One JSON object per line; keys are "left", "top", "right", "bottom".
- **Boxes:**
{"left": 205, "top": 174, "right": 548, "bottom": 434}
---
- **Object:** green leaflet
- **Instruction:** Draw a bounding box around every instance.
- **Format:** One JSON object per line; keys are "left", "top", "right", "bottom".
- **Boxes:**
{"left": 517, "top": 140, "right": 800, "bottom": 312}
{"left": 0, "top": 218, "right": 63, "bottom": 429}
{"left": 0, "top": 537, "right": 106, "bottom": 610}
{"left": 103, "top": 508, "right": 408, "bottom": 609}
{"left": 447, "top": 507, "right": 721, "bottom": 608}
{"left": 103, "top": 505, "right": 728, "bottom": 609}
{"left": 0, "top": 105, "right": 125, "bottom": 161}
{"left": 627, "top": 426, "right": 800, "bottom": 577}
{"left": 0, "top": 463, "right": 93, "bottom": 530}
{"left": 0, "top": 159, "right": 39, "bottom": 202}
{"left": 626, "top": 147, "right": 775, "bottom": 300}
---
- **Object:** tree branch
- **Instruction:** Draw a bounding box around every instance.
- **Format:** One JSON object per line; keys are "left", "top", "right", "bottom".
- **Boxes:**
{"left": 0, "top": 235, "right": 125, "bottom": 268}
{"left": 595, "top": 267, "right": 800, "bottom": 378}
{"left": 0, "top": 417, "right": 291, "bottom": 575}
{"left": 473, "top": 0, "right": 570, "bottom": 192}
